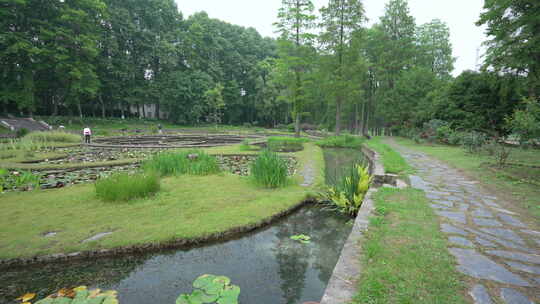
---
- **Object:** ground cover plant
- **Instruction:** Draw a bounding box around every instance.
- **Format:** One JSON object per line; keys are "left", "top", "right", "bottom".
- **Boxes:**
{"left": 266, "top": 136, "right": 308, "bottom": 152}
{"left": 142, "top": 150, "right": 220, "bottom": 176}
{"left": 353, "top": 187, "right": 466, "bottom": 304}
{"left": 395, "top": 137, "right": 540, "bottom": 219}
{"left": 365, "top": 137, "right": 412, "bottom": 175}
{"left": 0, "top": 143, "right": 322, "bottom": 259}
{"left": 24, "top": 131, "right": 81, "bottom": 144}
{"left": 316, "top": 134, "right": 365, "bottom": 149}
{"left": 250, "top": 149, "right": 289, "bottom": 188}
{"left": 95, "top": 171, "right": 160, "bottom": 202}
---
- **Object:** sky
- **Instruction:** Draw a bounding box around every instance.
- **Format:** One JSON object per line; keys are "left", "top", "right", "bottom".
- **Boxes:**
{"left": 177, "top": 0, "right": 488, "bottom": 76}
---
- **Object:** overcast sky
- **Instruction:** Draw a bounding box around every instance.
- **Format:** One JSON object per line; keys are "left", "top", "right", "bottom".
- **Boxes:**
{"left": 177, "top": 0, "right": 487, "bottom": 76}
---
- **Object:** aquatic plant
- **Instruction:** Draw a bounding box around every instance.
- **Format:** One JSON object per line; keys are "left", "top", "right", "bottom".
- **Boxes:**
{"left": 177, "top": 274, "right": 240, "bottom": 304}
{"left": 24, "top": 131, "right": 81, "bottom": 144}
{"left": 316, "top": 135, "right": 365, "bottom": 149}
{"left": 17, "top": 286, "right": 118, "bottom": 304}
{"left": 250, "top": 149, "right": 289, "bottom": 188}
{"left": 267, "top": 136, "right": 308, "bottom": 152}
{"left": 95, "top": 171, "right": 160, "bottom": 202}
{"left": 142, "top": 150, "right": 220, "bottom": 176}
{"left": 290, "top": 234, "right": 311, "bottom": 244}
{"left": 323, "top": 163, "right": 372, "bottom": 215}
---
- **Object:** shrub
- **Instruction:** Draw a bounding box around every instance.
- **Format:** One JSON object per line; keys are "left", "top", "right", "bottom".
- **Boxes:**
{"left": 24, "top": 131, "right": 81, "bottom": 143}
{"left": 316, "top": 135, "right": 365, "bottom": 149}
{"left": 462, "top": 131, "right": 487, "bottom": 153}
{"left": 436, "top": 125, "right": 453, "bottom": 143}
{"left": 267, "top": 136, "right": 308, "bottom": 152}
{"left": 323, "top": 163, "right": 372, "bottom": 215}
{"left": 251, "top": 149, "right": 289, "bottom": 188}
{"left": 142, "top": 150, "right": 220, "bottom": 176}
{"left": 16, "top": 128, "right": 29, "bottom": 138}
{"left": 95, "top": 171, "right": 160, "bottom": 202}
{"left": 447, "top": 131, "right": 464, "bottom": 145}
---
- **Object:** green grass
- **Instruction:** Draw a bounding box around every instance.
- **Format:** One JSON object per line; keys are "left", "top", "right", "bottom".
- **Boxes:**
{"left": 142, "top": 150, "right": 220, "bottom": 176}
{"left": 0, "top": 143, "right": 323, "bottom": 259}
{"left": 251, "top": 150, "right": 289, "bottom": 188}
{"left": 24, "top": 131, "right": 81, "bottom": 143}
{"left": 394, "top": 137, "right": 540, "bottom": 219}
{"left": 353, "top": 187, "right": 467, "bottom": 304}
{"left": 366, "top": 137, "right": 413, "bottom": 175}
{"left": 316, "top": 134, "right": 365, "bottom": 149}
{"left": 267, "top": 136, "right": 308, "bottom": 152}
{"left": 95, "top": 171, "right": 160, "bottom": 202}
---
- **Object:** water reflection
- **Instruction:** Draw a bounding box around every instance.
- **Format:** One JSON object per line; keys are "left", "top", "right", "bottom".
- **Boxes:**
{"left": 0, "top": 207, "right": 352, "bottom": 304}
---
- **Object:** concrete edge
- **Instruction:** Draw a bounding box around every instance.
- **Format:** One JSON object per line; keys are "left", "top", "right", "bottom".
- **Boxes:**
{"left": 320, "top": 146, "right": 383, "bottom": 304}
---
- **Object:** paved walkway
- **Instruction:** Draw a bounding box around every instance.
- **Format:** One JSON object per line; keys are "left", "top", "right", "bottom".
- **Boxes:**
{"left": 388, "top": 140, "right": 539, "bottom": 304}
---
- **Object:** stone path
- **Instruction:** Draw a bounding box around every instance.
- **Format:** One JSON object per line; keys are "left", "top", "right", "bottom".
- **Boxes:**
{"left": 388, "top": 140, "right": 539, "bottom": 304}
{"left": 301, "top": 160, "right": 315, "bottom": 187}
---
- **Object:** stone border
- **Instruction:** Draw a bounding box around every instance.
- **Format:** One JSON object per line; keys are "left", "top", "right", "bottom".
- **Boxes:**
{"left": 0, "top": 198, "right": 315, "bottom": 269}
{"left": 320, "top": 146, "right": 383, "bottom": 304}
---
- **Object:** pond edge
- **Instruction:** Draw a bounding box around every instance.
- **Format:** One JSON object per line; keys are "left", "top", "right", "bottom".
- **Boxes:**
{"left": 319, "top": 145, "right": 382, "bottom": 304}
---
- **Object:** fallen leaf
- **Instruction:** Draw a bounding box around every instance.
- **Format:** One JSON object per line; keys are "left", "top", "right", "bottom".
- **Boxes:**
{"left": 16, "top": 293, "right": 36, "bottom": 302}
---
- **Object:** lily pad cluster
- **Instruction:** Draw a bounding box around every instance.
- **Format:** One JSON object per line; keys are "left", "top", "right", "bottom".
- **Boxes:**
{"left": 290, "top": 234, "right": 311, "bottom": 244}
{"left": 177, "top": 274, "right": 240, "bottom": 304}
{"left": 16, "top": 286, "right": 118, "bottom": 304}
{"left": 216, "top": 155, "right": 297, "bottom": 177}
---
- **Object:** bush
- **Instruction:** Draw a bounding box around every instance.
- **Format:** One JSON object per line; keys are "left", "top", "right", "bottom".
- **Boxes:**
{"left": 251, "top": 149, "right": 289, "bottom": 188}
{"left": 267, "top": 136, "right": 308, "bottom": 152}
{"left": 462, "top": 131, "right": 487, "bottom": 153}
{"left": 316, "top": 135, "right": 365, "bottom": 149}
{"left": 447, "top": 131, "right": 464, "bottom": 145}
{"left": 436, "top": 125, "right": 453, "bottom": 143}
{"left": 142, "top": 150, "right": 220, "bottom": 176}
{"left": 24, "top": 131, "right": 81, "bottom": 143}
{"left": 322, "top": 163, "right": 372, "bottom": 215}
{"left": 16, "top": 128, "right": 29, "bottom": 138}
{"left": 95, "top": 171, "right": 160, "bottom": 202}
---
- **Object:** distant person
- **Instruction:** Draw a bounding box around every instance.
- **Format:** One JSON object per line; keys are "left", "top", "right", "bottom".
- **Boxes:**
{"left": 58, "top": 125, "right": 65, "bottom": 131}
{"left": 83, "top": 126, "right": 92, "bottom": 144}
{"left": 158, "top": 123, "right": 163, "bottom": 134}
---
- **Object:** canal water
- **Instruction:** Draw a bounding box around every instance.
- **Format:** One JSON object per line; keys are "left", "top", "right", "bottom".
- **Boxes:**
{"left": 0, "top": 148, "right": 367, "bottom": 304}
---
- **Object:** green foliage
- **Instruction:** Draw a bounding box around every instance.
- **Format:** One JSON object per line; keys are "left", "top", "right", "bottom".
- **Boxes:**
{"left": 1, "top": 170, "right": 41, "bottom": 192}
{"left": 290, "top": 234, "right": 311, "bottom": 244}
{"left": 95, "top": 171, "right": 160, "bottom": 202}
{"left": 461, "top": 131, "right": 488, "bottom": 154}
{"left": 323, "top": 163, "right": 372, "bottom": 215}
{"left": 0, "top": 168, "right": 7, "bottom": 192}
{"left": 506, "top": 98, "right": 540, "bottom": 145}
{"left": 316, "top": 135, "right": 365, "bottom": 149}
{"left": 177, "top": 274, "right": 240, "bottom": 304}
{"left": 267, "top": 136, "right": 308, "bottom": 152}
{"left": 16, "top": 128, "right": 29, "bottom": 138}
{"left": 250, "top": 149, "right": 289, "bottom": 188}
{"left": 142, "top": 150, "right": 220, "bottom": 177}
{"left": 24, "top": 131, "right": 81, "bottom": 143}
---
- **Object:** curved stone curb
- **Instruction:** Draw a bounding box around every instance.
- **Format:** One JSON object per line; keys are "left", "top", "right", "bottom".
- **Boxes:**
{"left": 320, "top": 146, "right": 382, "bottom": 304}
{"left": 0, "top": 198, "right": 314, "bottom": 269}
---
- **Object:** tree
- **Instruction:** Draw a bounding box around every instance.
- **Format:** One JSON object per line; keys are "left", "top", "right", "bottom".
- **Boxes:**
{"left": 506, "top": 98, "right": 540, "bottom": 145}
{"left": 204, "top": 83, "right": 226, "bottom": 128}
{"left": 319, "top": 0, "right": 366, "bottom": 135}
{"left": 477, "top": 0, "right": 540, "bottom": 98}
{"left": 416, "top": 19, "right": 455, "bottom": 79}
{"left": 275, "top": 0, "right": 317, "bottom": 137}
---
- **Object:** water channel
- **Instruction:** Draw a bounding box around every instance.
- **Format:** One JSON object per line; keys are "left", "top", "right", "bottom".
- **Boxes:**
{"left": 0, "top": 148, "right": 366, "bottom": 304}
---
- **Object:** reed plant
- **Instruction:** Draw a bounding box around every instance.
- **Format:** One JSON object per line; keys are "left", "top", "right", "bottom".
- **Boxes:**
{"left": 250, "top": 149, "right": 289, "bottom": 188}
{"left": 267, "top": 136, "right": 308, "bottom": 152}
{"left": 142, "top": 150, "right": 220, "bottom": 176}
{"left": 316, "top": 134, "right": 365, "bottom": 149}
{"left": 24, "top": 131, "right": 81, "bottom": 143}
{"left": 95, "top": 171, "right": 160, "bottom": 202}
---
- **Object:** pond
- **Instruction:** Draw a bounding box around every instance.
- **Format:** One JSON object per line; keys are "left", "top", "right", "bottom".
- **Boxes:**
{"left": 0, "top": 207, "right": 353, "bottom": 304}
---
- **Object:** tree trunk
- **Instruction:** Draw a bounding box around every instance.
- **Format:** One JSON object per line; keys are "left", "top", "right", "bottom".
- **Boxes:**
{"left": 99, "top": 95, "right": 106, "bottom": 118}
{"left": 77, "top": 101, "right": 83, "bottom": 121}
{"left": 294, "top": 113, "right": 301, "bottom": 138}
{"left": 335, "top": 95, "right": 342, "bottom": 135}
{"left": 52, "top": 95, "right": 58, "bottom": 116}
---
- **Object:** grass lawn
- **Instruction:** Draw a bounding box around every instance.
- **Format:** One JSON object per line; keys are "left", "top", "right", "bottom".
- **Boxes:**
{"left": 365, "top": 137, "right": 413, "bottom": 176}
{"left": 394, "top": 137, "right": 540, "bottom": 220}
{"left": 354, "top": 187, "right": 467, "bottom": 304}
{"left": 0, "top": 143, "right": 323, "bottom": 260}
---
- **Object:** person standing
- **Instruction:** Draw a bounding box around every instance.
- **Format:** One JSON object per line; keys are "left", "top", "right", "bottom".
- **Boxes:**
{"left": 158, "top": 123, "right": 163, "bottom": 134}
{"left": 83, "top": 126, "right": 92, "bottom": 144}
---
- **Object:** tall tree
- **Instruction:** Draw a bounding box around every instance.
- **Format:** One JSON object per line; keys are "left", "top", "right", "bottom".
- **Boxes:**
{"left": 319, "top": 0, "right": 366, "bottom": 135}
{"left": 477, "top": 0, "right": 540, "bottom": 98}
{"left": 275, "top": 0, "right": 317, "bottom": 137}
{"left": 416, "top": 19, "right": 455, "bottom": 79}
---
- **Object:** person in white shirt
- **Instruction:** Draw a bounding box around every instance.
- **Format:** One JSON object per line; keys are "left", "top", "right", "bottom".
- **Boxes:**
{"left": 83, "top": 127, "right": 92, "bottom": 144}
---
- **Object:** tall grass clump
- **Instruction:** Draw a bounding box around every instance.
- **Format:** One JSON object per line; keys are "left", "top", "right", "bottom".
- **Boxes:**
{"left": 251, "top": 149, "right": 289, "bottom": 188}
{"left": 24, "top": 131, "right": 81, "bottom": 143}
{"left": 95, "top": 171, "right": 160, "bottom": 202}
{"left": 323, "top": 163, "right": 372, "bottom": 215}
{"left": 142, "top": 150, "right": 220, "bottom": 176}
{"left": 316, "top": 134, "right": 365, "bottom": 149}
{"left": 267, "top": 136, "right": 308, "bottom": 152}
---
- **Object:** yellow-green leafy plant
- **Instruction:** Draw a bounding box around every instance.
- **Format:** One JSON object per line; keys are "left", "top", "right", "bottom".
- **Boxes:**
{"left": 16, "top": 286, "right": 119, "bottom": 304}
{"left": 324, "top": 163, "right": 372, "bottom": 215}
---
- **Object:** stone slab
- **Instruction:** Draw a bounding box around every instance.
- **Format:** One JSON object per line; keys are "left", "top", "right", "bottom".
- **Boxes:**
{"left": 487, "top": 250, "right": 540, "bottom": 265}
{"left": 82, "top": 232, "right": 113, "bottom": 243}
{"left": 436, "top": 211, "right": 467, "bottom": 224}
{"left": 504, "top": 261, "right": 540, "bottom": 275}
{"left": 472, "top": 208, "right": 494, "bottom": 218}
{"left": 498, "top": 214, "right": 526, "bottom": 228}
{"left": 441, "top": 224, "right": 468, "bottom": 236}
{"left": 476, "top": 237, "right": 497, "bottom": 248}
{"left": 469, "top": 284, "right": 493, "bottom": 304}
{"left": 500, "top": 288, "right": 534, "bottom": 304}
{"left": 448, "top": 248, "right": 531, "bottom": 286}
{"left": 449, "top": 236, "right": 475, "bottom": 247}
{"left": 473, "top": 218, "right": 503, "bottom": 227}
{"left": 480, "top": 228, "right": 525, "bottom": 245}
